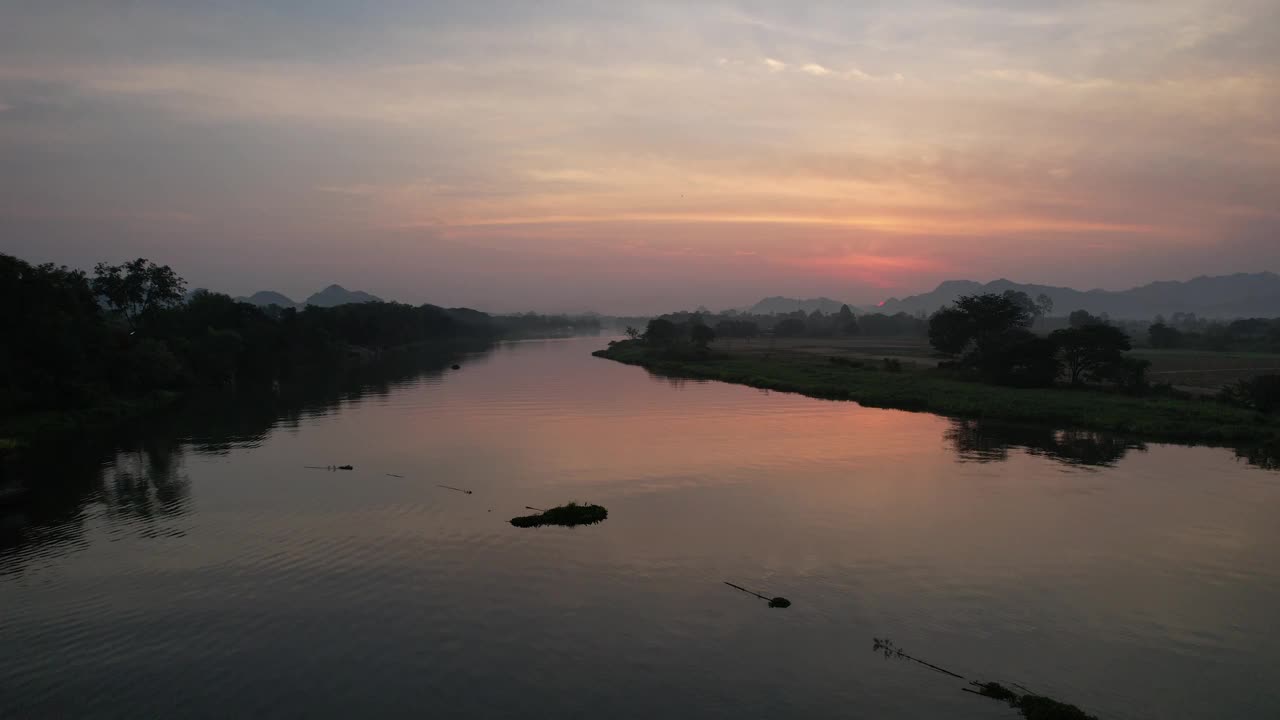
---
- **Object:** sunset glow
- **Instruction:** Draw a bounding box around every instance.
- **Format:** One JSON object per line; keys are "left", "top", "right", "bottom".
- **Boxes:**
{"left": 2, "top": 1, "right": 1276, "bottom": 311}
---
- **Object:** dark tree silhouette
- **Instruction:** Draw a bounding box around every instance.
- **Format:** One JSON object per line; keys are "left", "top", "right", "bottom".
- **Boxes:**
{"left": 690, "top": 323, "right": 716, "bottom": 349}
{"left": 1050, "top": 323, "right": 1133, "bottom": 385}
{"left": 92, "top": 258, "right": 186, "bottom": 331}
{"left": 1147, "top": 322, "right": 1182, "bottom": 348}
{"left": 643, "top": 318, "right": 680, "bottom": 346}
{"left": 774, "top": 317, "right": 807, "bottom": 337}
{"left": 929, "top": 293, "right": 1054, "bottom": 386}
{"left": 928, "top": 307, "right": 972, "bottom": 356}
{"left": 837, "top": 304, "right": 859, "bottom": 335}
{"left": 1068, "top": 309, "right": 1101, "bottom": 328}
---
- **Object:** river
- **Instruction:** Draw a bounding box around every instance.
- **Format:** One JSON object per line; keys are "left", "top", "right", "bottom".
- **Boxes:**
{"left": 2, "top": 336, "right": 1278, "bottom": 719}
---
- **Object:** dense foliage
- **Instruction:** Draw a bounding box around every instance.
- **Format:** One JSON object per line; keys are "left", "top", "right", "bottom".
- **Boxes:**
{"left": 658, "top": 304, "right": 926, "bottom": 339}
{"left": 0, "top": 253, "right": 576, "bottom": 420}
{"left": 1144, "top": 315, "right": 1280, "bottom": 351}
{"left": 929, "top": 292, "right": 1150, "bottom": 389}
{"left": 1220, "top": 374, "right": 1280, "bottom": 414}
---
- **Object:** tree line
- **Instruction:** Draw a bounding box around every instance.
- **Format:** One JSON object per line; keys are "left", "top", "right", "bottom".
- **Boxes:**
{"left": 634, "top": 304, "right": 928, "bottom": 342}
{"left": 928, "top": 290, "right": 1148, "bottom": 389}
{"left": 0, "top": 253, "right": 577, "bottom": 418}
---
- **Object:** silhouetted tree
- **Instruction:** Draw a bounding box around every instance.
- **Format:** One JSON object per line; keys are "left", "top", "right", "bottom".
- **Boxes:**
{"left": 1050, "top": 323, "right": 1132, "bottom": 385}
{"left": 1068, "top": 309, "right": 1101, "bottom": 328}
{"left": 928, "top": 307, "right": 972, "bottom": 356}
{"left": 714, "top": 319, "right": 759, "bottom": 338}
{"left": 929, "top": 293, "right": 1054, "bottom": 385}
{"left": 92, "top": 258, "right": 186, "bottom": 331}
{"left": 1035, "top": 293, "right": 1054, "bottom": 317}
{"left": 690, "top": 323, "right": 716, "bottom": 349}
{"left": 1147, "top": 322, "right": 1182, "bottom": 349}
{"left": 643, "top": 318, "right": 680, "bottom": 346}
{"left": 1220, "top": 374, "right": 1280, "bottom": 413}
{"left": 983, "top": 330, "right": 1061, "bottom": 386}
{"left": 774, "top": 317, "right": 807, "bottom": 337}
{"left": 837, "top": 304, "right": 859, "bottom": 335}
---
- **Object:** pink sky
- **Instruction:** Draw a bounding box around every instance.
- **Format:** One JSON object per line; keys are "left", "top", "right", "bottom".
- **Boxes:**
{"left": 1, "top": 1, "right": 1277, "bottom": 312}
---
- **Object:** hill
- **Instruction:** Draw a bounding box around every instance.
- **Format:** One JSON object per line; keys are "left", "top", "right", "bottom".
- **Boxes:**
{"left": 238, "top": 290, "right": 299, "bottom": 309}
{"left": 238, "top": 286, "right": 382, "bottom": 309}
{"left": 749, "top": 296, "right": 859, "bottom": 315}
{"left": 304, "top": 285, "right": 382, "bottom": 307}
{"left": 876, "top": 273, "right": 1280, "bottom": 319}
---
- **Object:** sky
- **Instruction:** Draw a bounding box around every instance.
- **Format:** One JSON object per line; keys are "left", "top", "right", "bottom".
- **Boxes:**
{"left": 1, "top": 0, "right": 1277, "bottom": 313}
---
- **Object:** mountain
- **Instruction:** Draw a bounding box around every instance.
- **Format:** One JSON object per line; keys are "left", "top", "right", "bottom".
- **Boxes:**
{"left": 303, "top": 285, "right": 382, "bottom": 308}
{"left": 875, "top": 272, "right": 1280, "bottom": 319}
{"left": 748, "top": 296, "right": 859, "bottom": 315}
{"left": 238, "top": 290, "right": 300, "bottom": 309}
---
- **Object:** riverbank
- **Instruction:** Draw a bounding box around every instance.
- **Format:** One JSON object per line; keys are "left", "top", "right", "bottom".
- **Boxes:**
{"left": 0, "top": 392, "right": 183, "bottom": 447}
{"left": 594, "top": 340, "right": 1280, "bottom": 445}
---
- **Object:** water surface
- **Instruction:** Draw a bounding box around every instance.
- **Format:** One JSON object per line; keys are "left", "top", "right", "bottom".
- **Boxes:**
{"left": 3, "top": 336, "right": 1279, "bottom": 719}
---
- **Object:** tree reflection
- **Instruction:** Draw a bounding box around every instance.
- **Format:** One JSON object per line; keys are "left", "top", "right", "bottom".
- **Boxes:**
{"left": 0, "top": 339, "right": 493, "bottom": 573}
{"left": 944, "top": 419, "right": 1144, "bottom": 468}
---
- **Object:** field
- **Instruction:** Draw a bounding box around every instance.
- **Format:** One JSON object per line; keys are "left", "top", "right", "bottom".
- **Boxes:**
{"left": 711, "top": 336, "right": 1280, "bottom": 393}
{"left": 1131, "top": 349, "right": 1280, "bottom": 390}
{"left": 596, "top": 339, "right": 1280, "bottom": 445}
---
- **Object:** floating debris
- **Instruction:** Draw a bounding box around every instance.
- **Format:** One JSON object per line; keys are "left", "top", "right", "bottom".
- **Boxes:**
{"left": 386, "top": 473, "right": 405, "bottom": 478}
{"left": 451, "top": 364, "right": 461, "bottom": 370}
{"left": 873, "top": 637, "right": 1098, "bottom": 719}
{"left": 510, "top": 502, "right": 607, "bottom": 528}
{"left": 964, "top": 682, "right": 1098, "bottom": 720}
{"left": 437, "top": 484, "right": 473, "bottom": 495}
{"left": 872, "top": 637, "right": 963, "bottom": 678}
{"left": 305, "top": 465, "right": 354, "bottom": 471}
{"left": 723, "top": 581, "right": 791, "bottom": 609}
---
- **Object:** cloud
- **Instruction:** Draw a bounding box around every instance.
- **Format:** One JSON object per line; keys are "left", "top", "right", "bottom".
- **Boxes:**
{"left": 0, "top": 0, "right": 1276, "bottom": 311}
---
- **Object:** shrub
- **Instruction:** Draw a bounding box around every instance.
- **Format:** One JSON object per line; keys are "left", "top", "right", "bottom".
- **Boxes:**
{"left": 1220, "top": 374, "right": 1280, "bottom": 413}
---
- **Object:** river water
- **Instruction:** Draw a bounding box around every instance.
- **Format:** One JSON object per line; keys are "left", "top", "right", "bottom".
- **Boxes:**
{"left": 2, "top": 336, "right": 1278, "bottom": 719}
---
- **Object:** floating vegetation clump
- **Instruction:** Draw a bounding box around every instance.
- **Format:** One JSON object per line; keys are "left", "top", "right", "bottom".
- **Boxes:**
{"left": 510, "top": 502, "right": 607, "bottom": 528}
{"left": 874, "top": 637, "right": 1098, "bottom": 720}
{"left": 968, "top": 682, "right": 1098, "bottom": 720}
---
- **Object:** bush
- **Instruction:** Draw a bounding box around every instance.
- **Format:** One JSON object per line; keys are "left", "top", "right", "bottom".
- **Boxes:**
{"left": 981, "top": 331, "right": 1061, "bottom": 387}
{"left": 1220, "top": 374, "right": 1280, "bottom": 413}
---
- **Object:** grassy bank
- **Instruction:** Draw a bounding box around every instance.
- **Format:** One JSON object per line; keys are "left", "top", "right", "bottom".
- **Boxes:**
{"left": 594, "top": 340, "right": 1280, "bottom": 445}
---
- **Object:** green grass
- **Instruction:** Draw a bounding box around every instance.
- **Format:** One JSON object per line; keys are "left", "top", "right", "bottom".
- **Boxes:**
{"left": 595, "top": 341, "right": 1280, "bottom": 445}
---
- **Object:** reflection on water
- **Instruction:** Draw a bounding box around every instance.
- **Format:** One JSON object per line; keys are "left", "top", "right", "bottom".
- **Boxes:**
{"left": 945, "top": 419, "right": 1147, "bottom": 468}
{"left": 0, "top": 340, "right": 488, "bottom": 572}
{"left": 1, "top": 336, "right": 1278, "bottom": 719}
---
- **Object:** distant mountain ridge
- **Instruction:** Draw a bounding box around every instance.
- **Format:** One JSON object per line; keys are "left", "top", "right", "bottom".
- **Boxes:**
{"left": 748, "top": 296, "right": 859, "bottom": 315}
{"left": 304, "top": 284, "right": 382, "bottom": 307}
{"left": 240, "top": 290, "right": 299, "bottom": 308}
{"left": 237, "top": 285, "right": 383, "bottom": 309}
{"left": 876, "top": 272, "right": 1280, "bottom": 319}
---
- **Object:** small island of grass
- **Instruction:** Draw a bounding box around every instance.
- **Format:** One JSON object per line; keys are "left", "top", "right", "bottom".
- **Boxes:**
{"left": 510, "top": 502, "right": 609, "bottom": 528}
